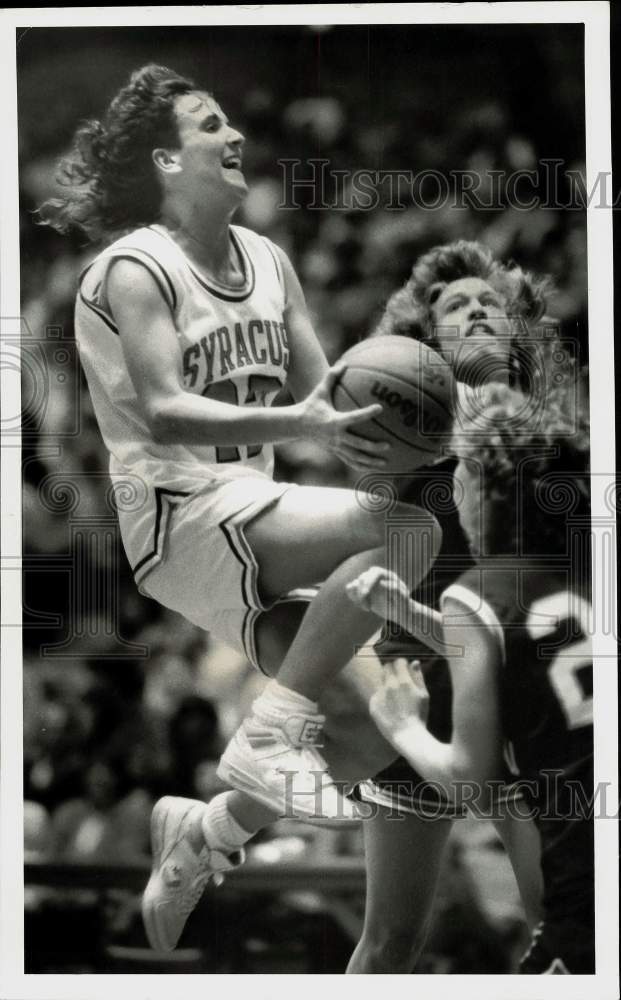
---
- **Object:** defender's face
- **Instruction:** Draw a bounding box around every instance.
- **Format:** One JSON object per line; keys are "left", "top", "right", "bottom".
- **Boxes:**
{"left": 431, "top": 276, "right": 513, "bottom": 385}
{"left": 171, "top": 91, "right": 247, "bottom": 200}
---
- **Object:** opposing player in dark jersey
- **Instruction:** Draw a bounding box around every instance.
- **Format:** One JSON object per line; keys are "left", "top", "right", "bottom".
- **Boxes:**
{"left": 347, "top": 241, "right": 551, "bottom": 972}
{"left": 349, "top": 381, "right": 594, "bottom": 974}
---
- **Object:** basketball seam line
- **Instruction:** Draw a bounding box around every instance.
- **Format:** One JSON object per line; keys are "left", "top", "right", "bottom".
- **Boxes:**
{"left": 343, "top": 364, "right": 453, "bottom": 417}
{"left": 334, "top": 382, "right": 439, "bottom": 454}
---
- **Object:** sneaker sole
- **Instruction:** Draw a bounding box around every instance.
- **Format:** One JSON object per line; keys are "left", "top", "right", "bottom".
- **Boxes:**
{"left": 142, "top": 797, "right": 201, "bottom": 952}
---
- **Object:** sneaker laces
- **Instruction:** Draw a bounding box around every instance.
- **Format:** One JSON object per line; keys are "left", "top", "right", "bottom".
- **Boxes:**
{"left": 177, "top": 852, "right": 213, "bottom": 916}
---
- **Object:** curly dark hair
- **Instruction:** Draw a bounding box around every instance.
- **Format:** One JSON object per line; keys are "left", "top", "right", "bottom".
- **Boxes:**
{"left": 452, "top": 382, "right": 590, "bottom": 558}
{"left": 373, "top": 240, "right": 555, "bottom": 391}
{"left": 38, "top": 64, "right": 198, "bottom": 241}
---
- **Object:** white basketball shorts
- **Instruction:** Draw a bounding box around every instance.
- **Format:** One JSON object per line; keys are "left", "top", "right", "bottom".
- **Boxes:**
{"left": 139, "top": 475, "right": 316, "bottom": 672}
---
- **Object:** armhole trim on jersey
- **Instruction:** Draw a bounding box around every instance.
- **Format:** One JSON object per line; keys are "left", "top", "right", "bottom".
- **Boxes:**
{"left": 105, "top": 248, "right": 178, "bottom": 313}
{"left": 78, "top": 288, "right": 120, "bottom": 335}
{"left": 77, "top": 262, "right": 119, "bottom": 334}
{"left": 133, "top": 487, "right": 190, "bottom": 585}
{"left": 441, "top": 583, "right": 506, "bottom": 663}
{"left": 263, "top": 238, "right": 285, "bottom": 293}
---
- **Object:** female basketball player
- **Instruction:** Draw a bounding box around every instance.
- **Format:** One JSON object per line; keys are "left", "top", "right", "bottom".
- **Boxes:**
{"left": 345, "top": 240, "right": 552, "bottom": 972}
{"left": 349, "top": 382, "right": 594, "bottom": 974}
{"left": 42, "top": 64, "right": 440, "bottom": 951}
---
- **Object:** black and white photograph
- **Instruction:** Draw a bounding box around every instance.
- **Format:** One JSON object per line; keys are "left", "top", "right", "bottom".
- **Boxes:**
{"left": 0, "top": 3, "right": 618, "bottom": 994}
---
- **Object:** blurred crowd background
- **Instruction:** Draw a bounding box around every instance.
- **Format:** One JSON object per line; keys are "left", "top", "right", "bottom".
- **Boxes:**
{"left": 18, "top": 22, "right": 587, "bottom": 972}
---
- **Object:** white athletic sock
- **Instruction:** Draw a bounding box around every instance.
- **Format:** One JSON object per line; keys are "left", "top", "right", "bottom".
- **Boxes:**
{"left": 251, "top": 679, "right": 320, "bottom": 727}
{"left": 201, "top": 792, "right": 253, "bottom": 854}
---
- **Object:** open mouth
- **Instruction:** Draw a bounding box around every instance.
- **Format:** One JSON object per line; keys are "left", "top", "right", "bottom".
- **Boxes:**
{"left": 222, "top": 155, "right": 242, "bottom": 170}
{"left": 467, "top": 322, "right": 495, "bottom": 336}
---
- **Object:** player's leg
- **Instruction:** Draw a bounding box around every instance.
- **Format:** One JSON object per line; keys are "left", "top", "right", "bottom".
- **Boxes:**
{"left": 244, "top": 484, "right": 441, "bottom": 700}
{"left": 142, "top": 481, "right": 438, "bottom": 945}
{"left": 492, "top": 809, "right": 544, "bottom": 931}
{"left": 202, "top": 603, "right": 398, "bottom": 880}
{"left": 188, "top": 602, "right": 397, "bottom": 849}
{"left": 347, "top": 808, "right": 452, "bottom": 973}
{"left": 219, "top": 484, "right": 440, "bottom": 818}
{"left": 213, "top": 601, "right": 399, "bottom": 837}
{"left": 142, "top": 598, "right": 398, "bottom": 951}
{"left": 254, "top": 600, "right": 398, "bottom": 782}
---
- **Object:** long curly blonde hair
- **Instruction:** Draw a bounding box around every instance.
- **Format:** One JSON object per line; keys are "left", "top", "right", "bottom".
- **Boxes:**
{"left": 452, "top": 382, "right": 590, "bottom": 556}
{"left": 374, "top": 240, "right": 555, "bottom": 392}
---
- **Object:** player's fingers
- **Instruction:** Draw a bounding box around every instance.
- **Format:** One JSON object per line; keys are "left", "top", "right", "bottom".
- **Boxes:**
{"left": 391, "top": 657, "right": 414, "bottom": 685}
{"left": 344, "top": 429, "right": 391, "bottom": 457}
{"left": 345, "top": 579, "right": 367, "bottom": 606}
{"left": 336, "top": 403, "right": 383, "bottom": 427}
{"left": 382, "top": 658, "right": 406, "bottom": 683}
{"left": 378, "top": 573, "right": 409, "bottom": 602}
{"left": 330, "top": 446, "right": 367, "bottom": 470}
{"left": 322, "top": 362, "right": 346, "bottom": 395}
{"left": 335, "top": 445, "right": 387, "bottom": 470}
{"left": 364, "top": 566, "right": 389, "bottom": 592}
{"left": 410, "top": 661, "right": 430, "bottom": 694}
{"left": 346, "top": 569, "right": 372, "bottom": 599}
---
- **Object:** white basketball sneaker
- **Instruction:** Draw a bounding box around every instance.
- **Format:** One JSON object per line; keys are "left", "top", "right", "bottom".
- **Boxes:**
{"left": 142, "top": 796, "right": 245, "bottom": 952}
{"left": 217, "top": 713, "right": 358, "bottom": 820}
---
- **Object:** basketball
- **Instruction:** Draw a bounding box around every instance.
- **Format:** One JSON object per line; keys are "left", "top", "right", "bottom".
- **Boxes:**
{"left": 332, "top": 335, "right": 455, "bottom": 472}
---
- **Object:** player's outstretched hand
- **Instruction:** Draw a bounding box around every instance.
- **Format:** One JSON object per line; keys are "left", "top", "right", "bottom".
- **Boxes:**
{"left": 300, "top": 364, "right": 391, "bottom": 470}
{"left": 346, "top": 565, "right": 411, "bottom": 621}
{"left": 369, "top": 658, "right": 430, "bottom": 741}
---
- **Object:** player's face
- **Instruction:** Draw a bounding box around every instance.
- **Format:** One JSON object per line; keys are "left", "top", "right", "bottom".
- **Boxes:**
{"left": 431, "top": 277, "right": 513, "bottom": 385}
{"left": 171, "top": 91, "right": 247, "bottom": 201}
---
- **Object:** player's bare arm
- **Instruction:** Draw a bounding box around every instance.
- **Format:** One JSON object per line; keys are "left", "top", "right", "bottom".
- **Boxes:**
{"left": 347, "top": 566, "right": 448, "bottom": 655}
{"left": 106, "top": 256, "right": 385, "bottom": 464}
{"left": 366, "top": 599, "right": 504, "bottom": 802}
{"left": 274, "top": 243, "right": 393, "bottom": 469}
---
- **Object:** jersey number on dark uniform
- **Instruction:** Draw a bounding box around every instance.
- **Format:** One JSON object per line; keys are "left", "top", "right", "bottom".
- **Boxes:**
{"left": 526, "top": 591, "right": 593, "bottom": 730}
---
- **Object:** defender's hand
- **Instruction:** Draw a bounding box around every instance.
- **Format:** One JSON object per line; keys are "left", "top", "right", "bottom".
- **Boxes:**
{"left": 346, "top": 566, "right": 411, "bottom": 620}
{"left": 369, "top": 658, "right": 430, "bottom": 741}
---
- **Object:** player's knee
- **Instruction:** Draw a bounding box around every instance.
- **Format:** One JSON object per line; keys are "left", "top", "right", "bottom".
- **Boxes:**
{"left": 352, "top": 501, "right": 442, "bottom": 559}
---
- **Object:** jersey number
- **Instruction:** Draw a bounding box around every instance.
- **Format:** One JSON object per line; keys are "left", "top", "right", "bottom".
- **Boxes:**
{"left": 526, "top": 592, "right": 593, "bottom": 730}
{"left": 202, "top": 376, "right": 283, "bottom": 463}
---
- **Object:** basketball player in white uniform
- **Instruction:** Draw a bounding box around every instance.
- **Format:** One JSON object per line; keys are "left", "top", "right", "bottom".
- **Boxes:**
{"left": 46, "top": 64, "right": 441, "bottom": 950}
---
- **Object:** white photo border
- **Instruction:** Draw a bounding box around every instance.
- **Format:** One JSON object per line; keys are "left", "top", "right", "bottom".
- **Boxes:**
{"left": 1, "top": 3, "right": 617, "bottom": 998}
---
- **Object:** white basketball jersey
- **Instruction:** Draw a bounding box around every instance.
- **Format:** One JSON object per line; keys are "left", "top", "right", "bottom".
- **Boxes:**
{"left": 75, "top": 223, "right": 289, "bottom": 584}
